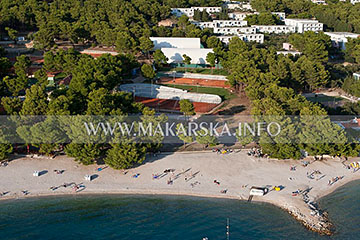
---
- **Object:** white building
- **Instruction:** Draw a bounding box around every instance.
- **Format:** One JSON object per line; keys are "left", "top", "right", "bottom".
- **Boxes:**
{"left": 283, "top": 43, "right": 295, "bottom": 51}
{"left": 241, "top": 3, "right": 253, "bottom": 11}
{"left": 193, "top": 21, "right": 217, "bottom": 29}
{"left": 213, "top": 20, "right": 248, "bottom": 28}
{"left": 228, "top": 12, "right": 286, "bottom": 21}
{"left": 311, "top": 0, "right": 326, "bottom": 5}
{"left": 171, "top": 7, "right": 222, "bottom": 18}
{"left": 276, "top": 51, "right": 302, "bottom": 56}
{"left": 193, "top": 20, "right": 248, "bottom": 29}
{"left": 324, "top": 32, "right": 360, "bottom": 50}
{"left": 223, "top": 1, "right": 243, "bottom": 10}
{"left": 224, "top": 1, "right": 253, "bottom": 10}
{"left": 214, "top": 27, "right": 257, "bottom": 35}
{"left": 161, "top": 48, "right": 214, "bottom": 64}
{"left": 150, "top": 37, "right": 201, "bottom": 50}
{"left": 354, "top": 72, "right": 360, "bottom": 81}
{"left": 217, "top": 34, "right": 264, "bottom": 44}
{"left": 228, "top": 12, "right": 253, "bottom": 20}
{"left": 253, "top": 25, "right": 296, "bottom": 34}
{"left": 284, "top": 19, "right": 323, "bottom": 33}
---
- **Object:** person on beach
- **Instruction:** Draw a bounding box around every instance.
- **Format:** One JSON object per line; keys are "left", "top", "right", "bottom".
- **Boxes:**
{"left": 73, "top": 185, "right": 79, "bottom": 192}
{"left": 21, "top": 190, "right": 29, "bottom": 196}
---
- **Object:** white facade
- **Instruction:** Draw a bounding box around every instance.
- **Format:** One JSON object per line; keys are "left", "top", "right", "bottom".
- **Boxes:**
{"left": 223, "top": 2, "right": 242, "bottom": 10}
{"left": 228, "top": 12, "right": 253, "bottom": 21}
{"left": 354, "top": 72, "right": 360, "bottom": 81}
{"left": 193, "top": 21, "right": 217, "bottom": 29}
{"left": 223, "top": 1, "right": 253, "bottom": 10}
{"left": 193, "top": 20, "right": 247, "bottom": 29}
{"left": 161, "top": 48, "right": 214, "bottom": 64}
{"left": 150, "top": 37, "right": 201, "bottom": 50}
{"left": 324, "top": 32, "right": 360, "bottom": 50}
{"left": 254, "top": 25, "right": 295, "bottom": 34}
{"left": 283, "top": 42, "right": 294, "bottom": 51}
{"left": 311, "top": 0, "right": 326, "bottom": 5}
{"left": 214, "top": 27, "right": 257, "bottom": 35}
{"left": 284, "top": 19, "right": 323, "bottom": 33}
{"left": 217, "top": 34, "right": 264, "bottom": 44}
{"left": 171, "top": 7, "right": 222, "bottom": 17}
{"left": 213, "top": 20, "right": 248, "bottom": 28}
{"left": 276, "top": 51, "right": 302, "bottom": 56}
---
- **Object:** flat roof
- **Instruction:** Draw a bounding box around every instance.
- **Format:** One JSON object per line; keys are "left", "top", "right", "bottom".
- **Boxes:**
{"left": 285, "top": 19, "right": 319, "bottom": 22}
{"left": 325, "top": 32, "right": 359, "bottom": 36}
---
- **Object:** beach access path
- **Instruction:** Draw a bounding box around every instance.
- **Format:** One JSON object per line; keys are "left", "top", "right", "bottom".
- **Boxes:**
{"left": 0, "top": 151, "right": 359, "bottom": 235}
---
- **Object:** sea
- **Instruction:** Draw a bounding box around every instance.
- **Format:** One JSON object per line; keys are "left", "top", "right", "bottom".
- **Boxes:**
{"left": 0, "top": 181, "right": 359, "bottom": 240}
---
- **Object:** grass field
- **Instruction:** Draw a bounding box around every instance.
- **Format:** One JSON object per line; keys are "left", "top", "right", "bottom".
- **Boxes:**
{"left": 164, "top": 84, "right": 236, "bottom": 101}
{"left": 306, "top": 95, "right": 345, "bottom": 103}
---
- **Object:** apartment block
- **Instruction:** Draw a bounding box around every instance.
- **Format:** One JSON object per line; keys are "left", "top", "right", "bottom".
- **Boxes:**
{"left": 217, "top": 34, "right": 264, "bottom": 44}
{"left": 213, "top": 27, "right": 257, "bottom": 35}
{"left": 171, "top": 7, "right": 222, "bottom": 18}
{"left": 284, "top": 19, "right": 323, "bottom": 33}
{"left": 324, "top": 32, "right": 360, "bottom": 50}
{"left": 253, "top": 25, "right": 296, "bottom": 34}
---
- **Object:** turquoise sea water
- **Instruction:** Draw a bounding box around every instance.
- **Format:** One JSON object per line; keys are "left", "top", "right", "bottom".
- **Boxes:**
{"left": 0, "top": 182, "right": 359, "bottom": 240}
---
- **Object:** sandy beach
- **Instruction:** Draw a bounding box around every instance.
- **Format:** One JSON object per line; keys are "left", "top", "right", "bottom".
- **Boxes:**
{"left": 0, "top": 151, "right": 359, "bottom": 235}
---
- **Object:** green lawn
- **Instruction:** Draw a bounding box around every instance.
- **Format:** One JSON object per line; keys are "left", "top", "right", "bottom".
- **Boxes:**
{"left": 306, "top": 95, "right": 345, "bottom": 103}
{"left": 163, "top": 84, "right": 236, "bottom": 101}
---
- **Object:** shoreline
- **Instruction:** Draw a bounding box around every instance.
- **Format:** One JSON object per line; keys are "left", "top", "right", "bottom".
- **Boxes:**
{"left": 1, "top": 153, "right": 359, "bottom": 235}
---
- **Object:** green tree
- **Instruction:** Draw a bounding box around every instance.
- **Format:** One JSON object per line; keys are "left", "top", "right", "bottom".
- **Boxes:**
{"left": 141, "top": 64, "right": 156, "bottom": 79}
{"left": 34, "top": 69, "right": 49, "bottom": 87}
{"left": 1, "top": 97, "right": 23, "bottom": 115}
{"left": 196, "top": 129, "right": 218, "bottom": 148}
{"left": 0, "top": 128, "right": 13, "bottom": 160}
{"left": 139, "top": 36, "right": 154, "bottom": 57}
{"left": 116, "top": 32, "right": 134, "bottom": 53}
{"left": 0, "top": 57, "right": 11, "bottom": 78}
{"left": 201, "top": 10, "right": 211, "bottom": 22}
{"left": 182, "top": 54, "right": 192, "bottom": 72}
{"left": 4, "top": 55, "right": 31, "bottom": 96}
{"left": 236, "top": 129, "right": 256, "bottom": 148}
{"left": 65, "top": 143, "right": 101, "bottom": 165}
{"left": 0, "top": 143, "right": 12, "bottom": 161}
{"left": 47, "top": 95, "right": 71, "bottom": 115}
{"left": 153, "top": 49, "right": 168, "bottom": 68}
{"left": 179, "top": 99, "right": 195, "bottom": 118}
{"left": 5, "top": 27, "right": 18, "bottom": 43}
{"left": 193, "top": 10, "right": 202, "bottom": 21}
{"left": 206, "top": 52, "right": 216, "bottom": 74}
{"left": 176, "top": 123, "right": 193, "bottom": 148}
{"left": 20, "top": 85, "right": 49, "bottom": 115}
{"left": 105, "top": 143, "right": 146, "bottom": 170}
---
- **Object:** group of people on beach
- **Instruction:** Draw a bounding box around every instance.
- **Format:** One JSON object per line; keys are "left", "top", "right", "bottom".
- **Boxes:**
{"left": 247, "top": 148, "right": 267, "bottom": 158}
{"left": 213, "top": 148, "right": 233, "bottom": 155}
{"left": 328, "top": 176, "right": 344, "bottom": 186}
{"left": 306, "top": 170, "right": 322, "bottom": 180}
{"left": 49, "top": 182, "right": 84, "bottom": 193}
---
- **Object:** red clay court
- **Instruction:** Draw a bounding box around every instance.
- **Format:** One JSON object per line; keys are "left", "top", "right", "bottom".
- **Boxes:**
{"left": 158, "top": 77, "right": 230, "bottom": 89}
{"left": 135, "top": 96, "right": 218, "bottom": 113}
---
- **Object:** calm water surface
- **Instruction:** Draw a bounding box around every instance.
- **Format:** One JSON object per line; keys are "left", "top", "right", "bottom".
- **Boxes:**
{"left": 0, "top": 181, "right": 359, "bottom": 240}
